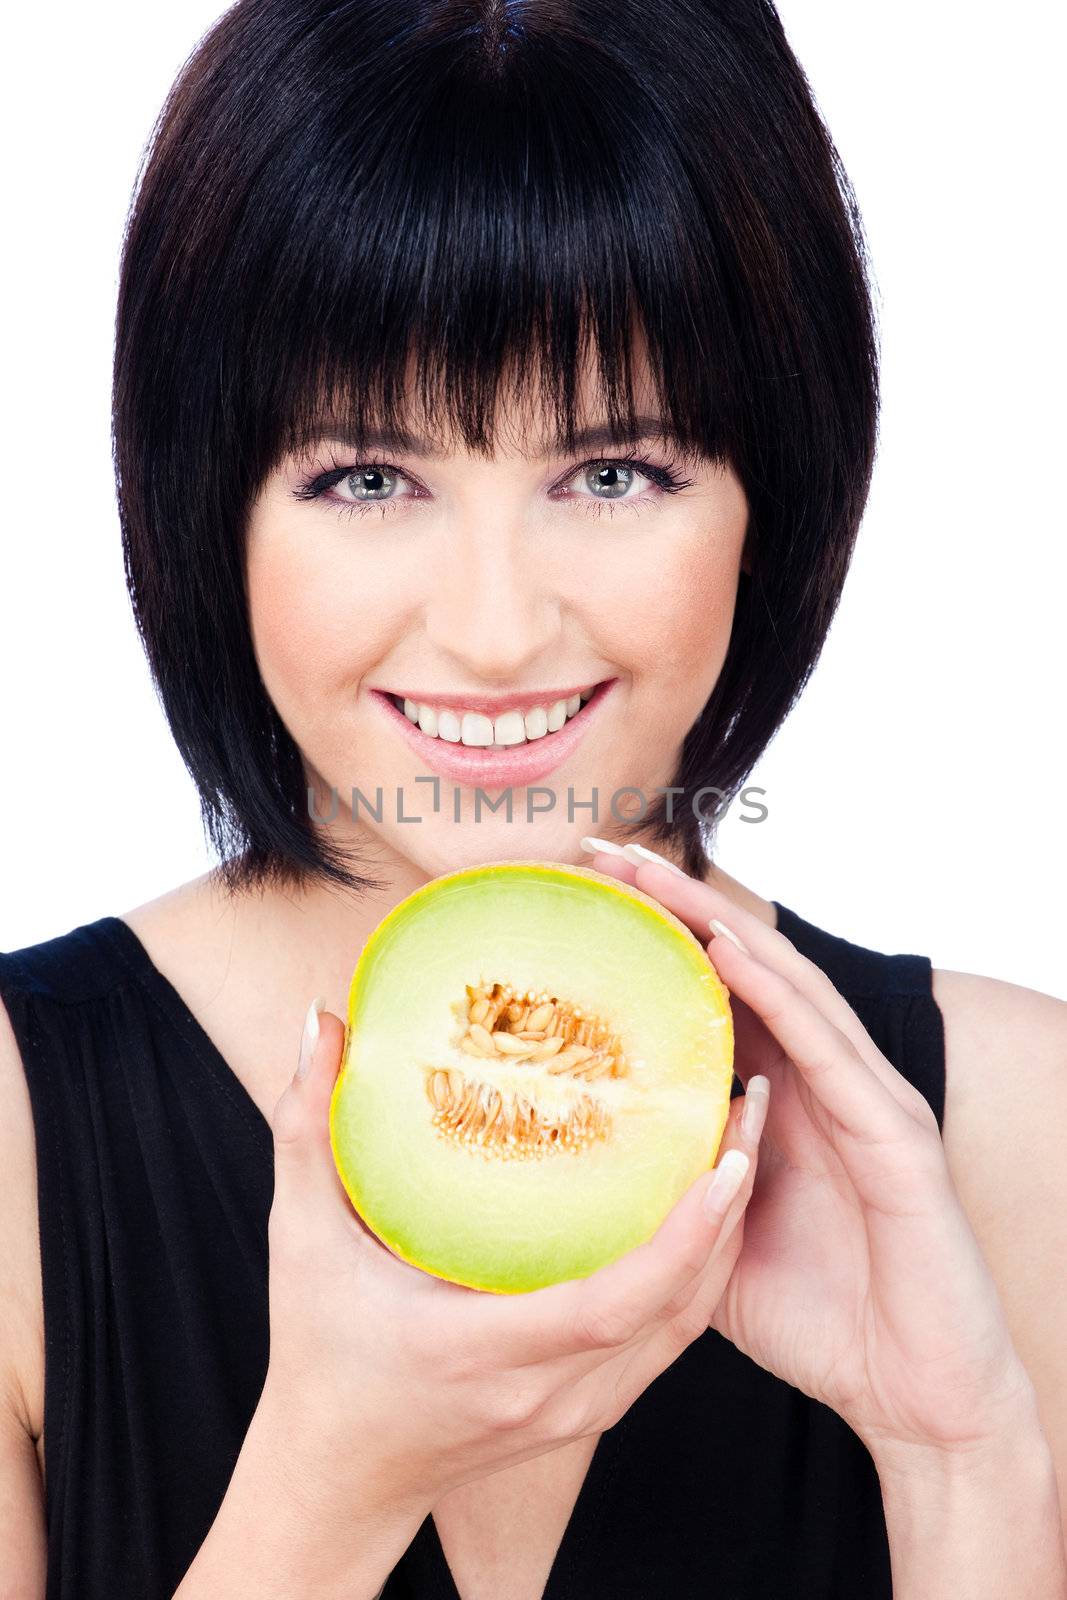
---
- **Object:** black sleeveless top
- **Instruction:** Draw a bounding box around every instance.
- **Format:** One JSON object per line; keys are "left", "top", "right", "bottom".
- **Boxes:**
{"left": 0, "top": 904, "right": 946, "bottom": 1600}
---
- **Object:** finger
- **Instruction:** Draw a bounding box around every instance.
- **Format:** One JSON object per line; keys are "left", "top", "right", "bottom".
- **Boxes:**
{"left": 649, "top": 1074, "right": 770, "bottom": 1325}
{"left": 554, "top": 1087, "right": 767, "bottom": 1429}
{"left": 479, "top": 1130, "right": 753, "bottom": 1368}
{"left": 581, "top": 848, "right": 641, "bottom": 887}
{"left": 703, "top": 934, "right": 937, "bottom": 1179}
{"left": 596, "top": 853, "right": 925, "bottom": 1115}
{"left": 590, "top": 850, "right": 871, "bottom": 1046}
{"left": 509, "top": 1079, "right": 770, "bottom": 1393}
{"left": 270, "top": 1000, "right": 366, "bottom": 1224}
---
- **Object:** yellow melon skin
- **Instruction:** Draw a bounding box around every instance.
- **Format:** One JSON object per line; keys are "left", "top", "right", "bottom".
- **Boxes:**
{"left": 329, "top": 860, "right": 735, "bottom": 1293}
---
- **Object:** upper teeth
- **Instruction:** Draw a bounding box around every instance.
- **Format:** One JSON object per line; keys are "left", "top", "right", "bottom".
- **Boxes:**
{"left": 400, "top": 688, "right": 595, "bottom": 747}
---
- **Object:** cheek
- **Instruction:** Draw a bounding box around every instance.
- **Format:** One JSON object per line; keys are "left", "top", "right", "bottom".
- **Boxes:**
{"left": 601, "top": 524, "right": 744, "bottom": 682}
{"left": 246, "top": 549, "right": 335, "bottom": 707}
{"left": 245, "top": 522, "right": 398, "bottom": 709}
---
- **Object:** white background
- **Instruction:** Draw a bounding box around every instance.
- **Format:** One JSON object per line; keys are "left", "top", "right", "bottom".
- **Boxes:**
{"left": 1, "top": 2, "right": 1064, "bottom": 996}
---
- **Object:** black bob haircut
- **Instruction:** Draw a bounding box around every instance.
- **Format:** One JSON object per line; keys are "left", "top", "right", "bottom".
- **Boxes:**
{"left": 113, "top": 0, "right": 878, "bottom": 895}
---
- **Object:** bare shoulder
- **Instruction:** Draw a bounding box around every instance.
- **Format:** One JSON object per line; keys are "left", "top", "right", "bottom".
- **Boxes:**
{"left": 120, "top": 866, "right": 229, "bottom": 954}
{"left": 934, "top": 964, "right": 1067, "bottom": 1211}
{"left": 932, "top": 967, "right": 1067, "bottom": 1487}
{"left": 0, "top": 991, "right": 48, "bottom": 1584}
{"left": 933, "top": 967, "right": 1067, "bottom": 1162}
{"left": 0, "top": 994, "right": 45, "bottom": 1442}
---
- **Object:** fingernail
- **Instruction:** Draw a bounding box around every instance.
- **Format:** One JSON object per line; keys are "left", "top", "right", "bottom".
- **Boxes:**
{"left": 709, "top": 917, "right": 749, "bottom": 954}
{"left": 703, "top": 1150, "right": 750, "bottom": 1219}
{"left": 580, "top": 836, "right": 628, "bottom": 857}
{"left": 741, "top": 1075, "right": 770, "bottom": 1141}
{"left": 621, "top": 843, "right": 688, "bottom": 876}
{"left": 296, "top": 997, "right": 326, "bottom": 1080}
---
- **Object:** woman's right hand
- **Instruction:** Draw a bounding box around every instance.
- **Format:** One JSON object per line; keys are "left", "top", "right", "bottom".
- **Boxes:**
{"left": 260, "top": 1001, "right": 769, "bottom": 1517}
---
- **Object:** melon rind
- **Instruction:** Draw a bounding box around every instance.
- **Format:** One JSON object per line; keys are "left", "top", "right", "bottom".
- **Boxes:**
{"left": 329, "top": 860, "right": 735, "bottom": 1294}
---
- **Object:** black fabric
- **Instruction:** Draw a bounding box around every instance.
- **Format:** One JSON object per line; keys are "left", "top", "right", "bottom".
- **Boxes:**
{"left": 0, "top": 902, "right": 946, "bottom": 1599}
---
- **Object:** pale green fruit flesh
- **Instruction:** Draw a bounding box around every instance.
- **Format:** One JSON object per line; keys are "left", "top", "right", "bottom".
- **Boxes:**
{"left": 329, "top": 860, "right": 735, "bottom": 1293}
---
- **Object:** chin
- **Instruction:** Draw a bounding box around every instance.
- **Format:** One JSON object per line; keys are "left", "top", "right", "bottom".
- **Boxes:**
{"left": 400, "top": 824, "right": 586, "bottom": 878}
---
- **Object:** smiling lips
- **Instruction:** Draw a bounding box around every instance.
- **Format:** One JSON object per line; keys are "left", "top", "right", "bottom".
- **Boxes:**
{"left": 389, "top": 687, "right": 596, "bottom": 748}
{"left": 373, "top": 681, "right": 611, "bottom": 787}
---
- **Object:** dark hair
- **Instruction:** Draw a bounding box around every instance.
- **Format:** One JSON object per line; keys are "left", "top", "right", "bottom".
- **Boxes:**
{"left": 113, "top": 0, "right": 878, "bottom": 894}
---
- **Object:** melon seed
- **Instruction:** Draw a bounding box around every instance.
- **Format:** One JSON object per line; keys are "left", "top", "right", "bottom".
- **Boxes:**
{"left": 429, "top": 1070, "right": 451, "bottom": 1108}
{"left": 456, "top": 980, "right": 630, "bottom": 1082}
{"left": 547, "top": 1045, "right": 594, "bottom": 1074}
{"left": 575, "top": 1055, "right": 614, "bottom": 1080}
{"left": 424, "top": 1064, "right": 613, "bottom": 1159}
{"left": 493, "top": 1031, "right": 537, "bottom": 1056}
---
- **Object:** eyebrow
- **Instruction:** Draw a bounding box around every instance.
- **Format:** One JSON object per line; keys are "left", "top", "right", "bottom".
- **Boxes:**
{"left": 303, "top": 414, "right": 676, "bottom": 459}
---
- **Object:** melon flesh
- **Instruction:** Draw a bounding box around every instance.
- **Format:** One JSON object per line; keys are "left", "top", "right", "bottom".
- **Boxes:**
{"left": 329, "top": 861, "right": 734, "bottom": 1293}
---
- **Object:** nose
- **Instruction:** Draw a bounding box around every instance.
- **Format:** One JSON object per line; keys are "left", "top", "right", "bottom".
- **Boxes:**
{"left": 423, "top": 518, "right": 563, "bottom": 683}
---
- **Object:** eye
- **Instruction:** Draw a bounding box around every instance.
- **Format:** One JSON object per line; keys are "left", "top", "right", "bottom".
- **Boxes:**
{"left": 291, "top": 461, "right": 417, "bottom": 517}
{"left": 580, "top": 462, "right": 639, "bottom": 499}
{"left": 555, "top": 455, "right": 694, "bottom": 514}
{"left": 332, "top": 464, "right": 411, "bottom": 504}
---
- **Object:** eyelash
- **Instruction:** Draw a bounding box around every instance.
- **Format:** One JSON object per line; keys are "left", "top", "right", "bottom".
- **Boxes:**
{"left": 290, "top": 453, "right": 695, "bottom": 521}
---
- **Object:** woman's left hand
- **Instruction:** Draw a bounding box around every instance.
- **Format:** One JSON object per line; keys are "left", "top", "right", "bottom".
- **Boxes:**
{"left": 587, "top": 850, "right": 1038, "bottom": 1465}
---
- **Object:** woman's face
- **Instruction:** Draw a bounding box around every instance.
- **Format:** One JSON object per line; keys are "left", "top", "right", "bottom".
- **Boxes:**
{"left": 245, "top": 346, "right": 749, "bottom": 878}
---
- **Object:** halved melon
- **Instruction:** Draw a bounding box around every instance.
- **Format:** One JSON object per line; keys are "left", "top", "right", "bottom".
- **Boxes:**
{"left": 329, "top": 860, "right": 734, "bottom": 1293}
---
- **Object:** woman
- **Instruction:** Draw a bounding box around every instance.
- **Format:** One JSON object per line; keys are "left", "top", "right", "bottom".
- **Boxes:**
{"left": 1, "top": 1, "right": 1065, "bottom": 1596}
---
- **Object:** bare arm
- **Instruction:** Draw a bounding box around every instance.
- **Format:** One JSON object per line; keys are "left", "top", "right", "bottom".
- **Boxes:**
{"left": 866, "top": 965, "right": 1067, "bottom": 1596}
{"left": 936, "top": 969, "right": 1067, "bottom": 1545}
{"left": 171, "top": 1384, "right": 430, "bottom": 1599}
{"left": 0, "top": 1399, "right": 46, "bottom": 1600}
{"left": 875, "top": 1410, "right": 1067, "bottom": 1599}
{"left": 0, "top": 995, "right": 47, "bottom": 1597}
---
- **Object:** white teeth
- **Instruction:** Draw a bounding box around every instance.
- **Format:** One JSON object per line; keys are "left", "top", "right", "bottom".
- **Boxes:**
{"left": 493, "top": 710, "right": 527, "bottom": 746}
{"left": 394, "top": 687, "right": 599, "bottom": 748}
{"left": 460, "top": 712, "right": 494, "bottom": 747}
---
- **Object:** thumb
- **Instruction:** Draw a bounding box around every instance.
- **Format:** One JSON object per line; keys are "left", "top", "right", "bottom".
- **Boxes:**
{"left": 270, "top": 997, "right": 348, "bottom": 1215}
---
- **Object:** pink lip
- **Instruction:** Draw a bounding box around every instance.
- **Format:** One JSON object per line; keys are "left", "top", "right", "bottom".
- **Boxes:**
{"left": 371, "top": 680, "right": 614, "bottom": 788}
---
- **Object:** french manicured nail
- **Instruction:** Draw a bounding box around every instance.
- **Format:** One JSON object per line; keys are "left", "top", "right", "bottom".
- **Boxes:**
{"left": 709, "top": 917, "right": 749, "bottom": 954}
{"left": 741, "top": 1075, "right": 770, "bottom": 1141}
{"left": 296, "top": 997, "right": 326, "bottom": 1080}
{"left": 621, "top": 843, "right": 688, "bottom": 876}
{"left": 703, "top": 1149, "right": 751, "bottom": 1219}
{"left": 580, "top": 836, "right": 628, "bottom": 857}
